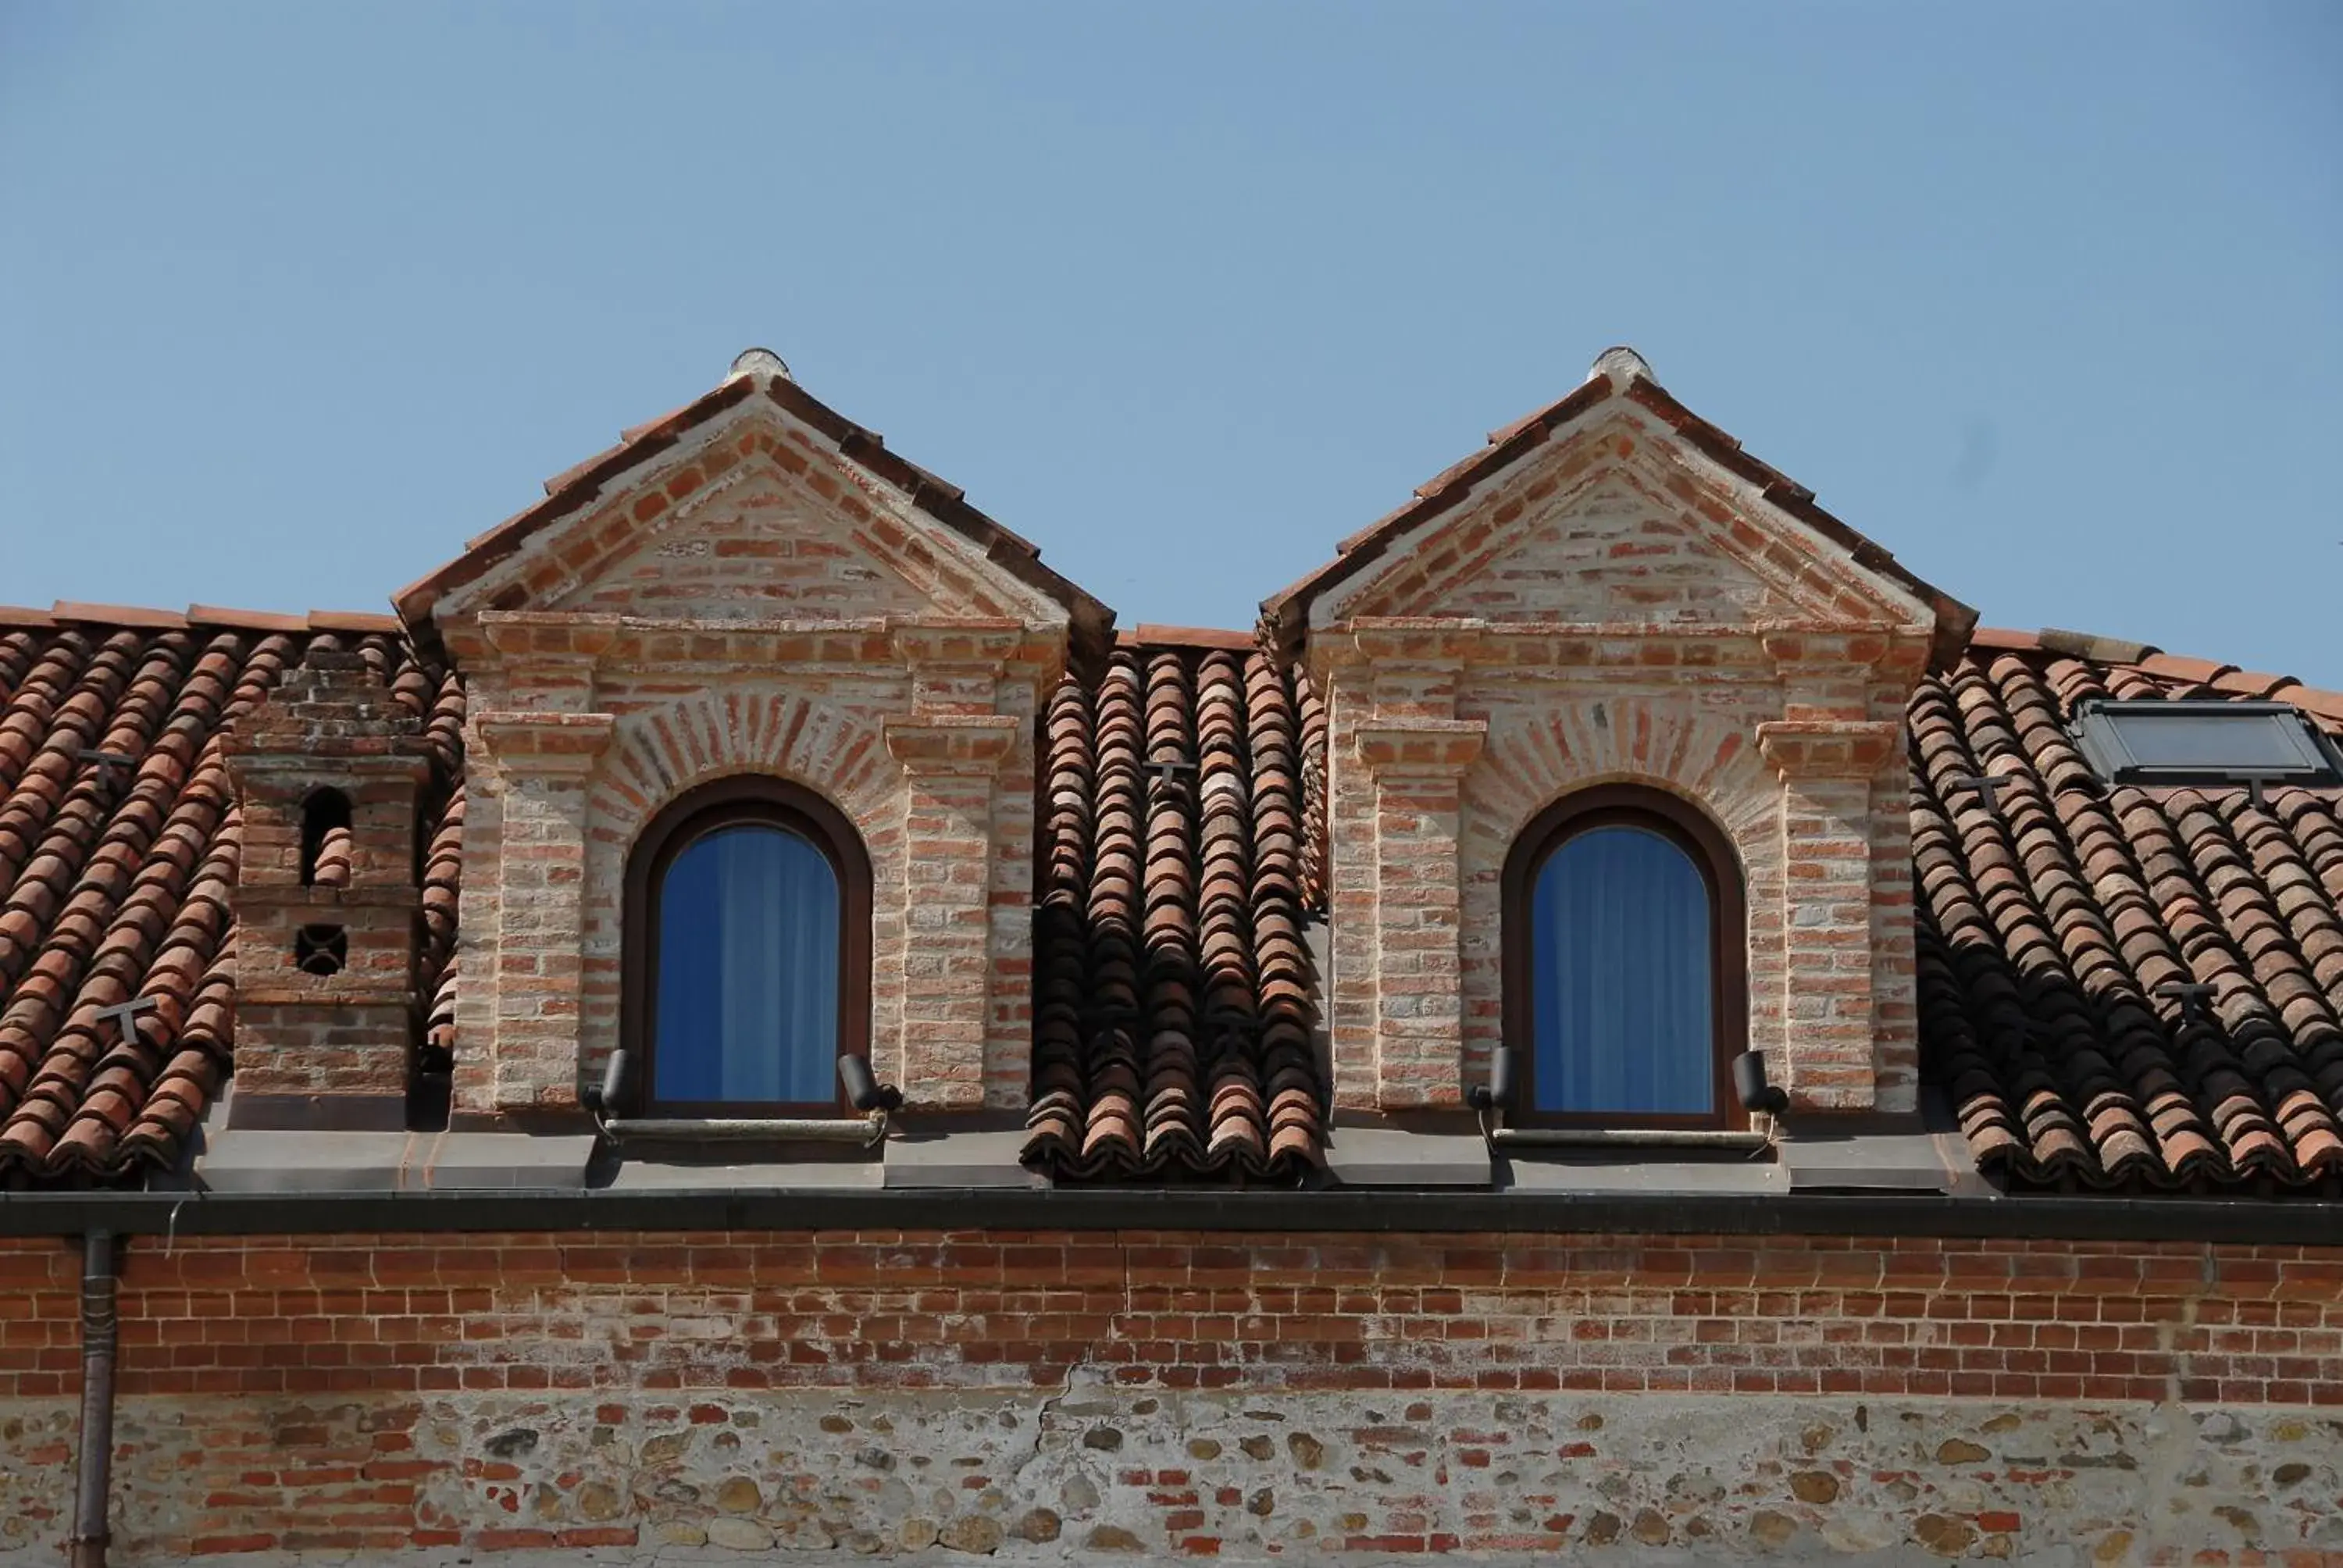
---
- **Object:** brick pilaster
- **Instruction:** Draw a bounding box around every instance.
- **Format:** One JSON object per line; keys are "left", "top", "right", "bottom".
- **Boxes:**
{"left": 1756, "top": 718, "right": 1903, "bottom": 1110}
{"left": 1350, "top": 717, "right": 1487, "bottom": 1110}
{"left": 883, "top": 714, "right": 1020, "bottom": 1110}
{"left": 469, "top": 711, "right": 615, "bottom": 1117}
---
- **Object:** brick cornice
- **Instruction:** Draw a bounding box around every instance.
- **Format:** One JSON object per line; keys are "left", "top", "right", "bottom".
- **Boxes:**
{"left": 883, "top": 714, "right": 1022, "bottom": 775}
{"left": 887, "top": 618, "right": 1035, "bottom": 666}
{"left": 1764, "top": 627, "right": 1936, "bottom": 687}
{"left": 1321, "top": 619, "right": 1942, "bottom": 686}
{"left": 473, "top": 711, "right": 618, "bottom": 776}
{"left": 1354, "top": 717, "right": 1488, "bottom": 779}
{"left": 476, "top": 612, "right": 625, "bottom": 661}
{"left": 237, "top": 983, "right": 416, "bottom": 1008}
{"left": 222, "top": 750, "right": 432, "bottom": 787}
{"left": 1755, "top": 719, "right": 1903, "bottom": 780}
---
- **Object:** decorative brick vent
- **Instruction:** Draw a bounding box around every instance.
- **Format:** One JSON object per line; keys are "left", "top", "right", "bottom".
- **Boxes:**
{"left": 292, "top": 923, "right": 348, "bottom": 977}
{"left": 220, "top": 649, "right": 433, "bottom": 1129}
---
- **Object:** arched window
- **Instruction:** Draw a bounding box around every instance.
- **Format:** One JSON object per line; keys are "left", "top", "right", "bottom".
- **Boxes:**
{"left": 622, "top": 778, "right": 871, "bottom": 1114}
{"left": 1501, "top": 785, "right": 1746, "bottom": 1128}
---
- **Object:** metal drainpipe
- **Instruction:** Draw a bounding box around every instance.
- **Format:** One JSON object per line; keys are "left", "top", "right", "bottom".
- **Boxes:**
{"left": 66, "top": 1230, "right": 117, "bottom": 1568}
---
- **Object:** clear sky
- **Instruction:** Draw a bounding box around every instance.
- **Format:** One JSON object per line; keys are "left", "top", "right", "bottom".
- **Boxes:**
{"left": 2, "top": 3, "right": 2337, "bottom": 679}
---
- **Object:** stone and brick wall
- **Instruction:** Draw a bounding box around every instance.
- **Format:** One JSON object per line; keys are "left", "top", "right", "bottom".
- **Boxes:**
{"left": 2, "top": 1231, "right": 2338, "bottom": 1561}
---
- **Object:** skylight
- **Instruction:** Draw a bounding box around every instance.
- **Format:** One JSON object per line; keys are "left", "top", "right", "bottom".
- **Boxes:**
{"left": 2071, "top": 700, "right": 2342, "bottom": 788}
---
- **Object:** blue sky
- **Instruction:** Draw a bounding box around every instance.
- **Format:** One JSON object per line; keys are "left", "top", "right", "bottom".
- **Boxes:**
{"left": 2, "top": 3, "right": 2337, "bottom": 679}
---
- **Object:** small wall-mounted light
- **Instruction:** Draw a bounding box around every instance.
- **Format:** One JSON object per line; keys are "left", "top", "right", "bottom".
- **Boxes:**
{"left": 1731, "top": 1051, "right": 1788, "bottom": 1116}
{"left": 1465, "top": 1046, "right": 1514, "bottom": 1113}
{"left": 838, "top": 1053, "right": 903, "bottom": 1114}
{"left": 583, "top": 1047, "right": 636, "bottom": 1116}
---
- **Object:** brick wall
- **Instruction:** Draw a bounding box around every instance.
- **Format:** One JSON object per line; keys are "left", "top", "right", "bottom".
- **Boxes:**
{"left": 2, "top": 1231, "right": 2338, "bottom": 1560}
{"left": 429, "top": 402, "right": 1075, "bottom": 1117}
{"left": 1307, "top": 401, "right": 1937, "bottom": 1114}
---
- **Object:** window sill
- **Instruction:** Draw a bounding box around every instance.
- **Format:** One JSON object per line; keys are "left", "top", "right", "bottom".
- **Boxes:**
{"left": 597, "top": 1126, "right": 1045, "bottom": 1194}
{"left": 601, "top": 1114, "right": 886, "bottom": 1146}
{"left": 1489, "top": 1126, "right": 1767, "bottom": 1152}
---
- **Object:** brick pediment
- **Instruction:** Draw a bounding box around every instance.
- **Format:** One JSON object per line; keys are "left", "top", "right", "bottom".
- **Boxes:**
{"left": 1263, "top": 350, "right": 1971, "bottom": 662}
{"left": 441, "top": 405, "right": 1067, "bottom": 631}
{"left": 398, "top": 352, "right": 1112, "bottom": 662}
{"left": 1315, "top": 413, "right": 1933, "bottom": 637}
{"left": 1344, "top": 455, "right": 1872, "bottom": 629}
{"left": 541, "top": 456, "right": 973, "bottom": 622}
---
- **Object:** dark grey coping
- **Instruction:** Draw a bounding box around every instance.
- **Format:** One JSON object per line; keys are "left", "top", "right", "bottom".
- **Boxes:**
{"left": 3, "top": 1187, "right": 2338, "bottom": 1246}
{"left": 1321, "top": 1125, "right": 1492, "bottom": 1187}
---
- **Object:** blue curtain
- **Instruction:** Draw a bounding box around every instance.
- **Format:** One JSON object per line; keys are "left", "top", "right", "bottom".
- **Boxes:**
{"left": 654, "top": 824, "right": 840, "bottom": 1104}
{"left": 1531, "top": 825, "right": 1713, "bottom": 1114}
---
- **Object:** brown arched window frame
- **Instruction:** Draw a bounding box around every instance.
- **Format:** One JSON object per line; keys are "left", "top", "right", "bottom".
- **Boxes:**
{"left": 621, "top": 775, "right": 872, "bottom": 1116}
{"left": 1500, "top": 783, "right": 1749, "bottom": 1130}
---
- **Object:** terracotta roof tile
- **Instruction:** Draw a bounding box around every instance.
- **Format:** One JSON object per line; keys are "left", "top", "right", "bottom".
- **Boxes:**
{"left": 12, "top": 583, "right": 2342, "bottom": 1202}
{"left": 0, "top": 612, "right": 462, "bottom": 1183}
{"left": 1917, "top": 632, "right": 2343, "bottom": 1193}
{"left": 1022, "top": 643, "right": 1328, "bottom": 1181}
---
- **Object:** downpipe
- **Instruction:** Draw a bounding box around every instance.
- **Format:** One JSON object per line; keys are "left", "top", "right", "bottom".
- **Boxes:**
{"left": 67, "top": 1230, "right": 116, "bottom": 1568}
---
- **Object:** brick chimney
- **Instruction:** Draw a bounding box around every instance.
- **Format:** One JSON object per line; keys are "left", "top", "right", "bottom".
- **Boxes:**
{"left": 222, "top": 647, "right": 433, "bottom": 1129}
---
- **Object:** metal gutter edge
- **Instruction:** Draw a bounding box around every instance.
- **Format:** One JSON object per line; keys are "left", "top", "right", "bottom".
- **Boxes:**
{"left": 2, "top": 1188, "right": 2338, "bottom": 1246}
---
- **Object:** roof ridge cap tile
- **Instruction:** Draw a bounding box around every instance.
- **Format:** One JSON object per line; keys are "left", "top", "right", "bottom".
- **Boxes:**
{"left": 0, "top": 604, "right": 409, "bottom": 638}
{"left": 1119, "top": 625, "right": 1260, "bottom": 652}
{"left": 50, "top": 600, "right": 189, "bottom": 630}
{"left": 1975, "top": 625, "right": 2343, "bottom": 719}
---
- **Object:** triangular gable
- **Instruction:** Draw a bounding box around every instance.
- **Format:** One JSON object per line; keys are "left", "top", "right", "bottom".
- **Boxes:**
{"left": 1342, "top": 451, "right": 1852, "bottom": 628}
{"left": 1261, "top": 347, "right": 1975, "bottom": 665}
{"left": 395, "top": 350, "right": 1114, "bottom": 661}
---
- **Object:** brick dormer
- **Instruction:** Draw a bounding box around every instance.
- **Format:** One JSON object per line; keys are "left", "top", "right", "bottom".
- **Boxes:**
{"left": 1264, "top": 348, "right": 1974, "bottom": 1119}
{"left": 395, "top": 350, "right": 1111, "bottom": 1124}
{"left": 220, "top": 645, "right": 433, "bottom": 1129}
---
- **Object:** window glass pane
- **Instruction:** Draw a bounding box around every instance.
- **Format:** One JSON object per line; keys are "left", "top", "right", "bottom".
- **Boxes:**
{"left": 2103, "top": 710, "right": 2320, "bottom": 771}
{"left": 1531, "top": 824, "right": 1713, "bottom": 1115}
{"left": 654, "top": 823, "right": 840, "bottom": 1104}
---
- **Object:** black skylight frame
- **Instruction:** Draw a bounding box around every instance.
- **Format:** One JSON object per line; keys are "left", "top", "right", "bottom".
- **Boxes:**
{"left": 2071, "top": 699, "right": 2343, "bottom": 789}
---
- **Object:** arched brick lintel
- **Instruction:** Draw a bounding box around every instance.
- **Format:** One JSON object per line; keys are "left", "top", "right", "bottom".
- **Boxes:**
{"left": 1460, "top": 698, "right": 1786, "bottom": 1092}
{"left": 580, "top": 687, "right": 910, "bottom": 1104}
